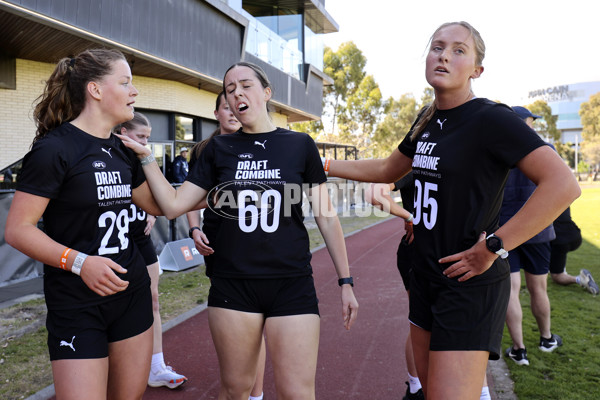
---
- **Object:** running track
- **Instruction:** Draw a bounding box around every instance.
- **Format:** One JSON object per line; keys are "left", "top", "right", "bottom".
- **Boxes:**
{"left": 41, "top": 218, "right": 510, "bottom": 399}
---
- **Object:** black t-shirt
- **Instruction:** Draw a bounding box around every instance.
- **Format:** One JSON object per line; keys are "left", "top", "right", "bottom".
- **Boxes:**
{"left": 17, "top": 123, "right": 149, "bottom": 309}
{"left": 187, "top": 127, "right": 327, "bottom": 278}
{"left": 398, "top": 98, "right": 546, "bottom": 286}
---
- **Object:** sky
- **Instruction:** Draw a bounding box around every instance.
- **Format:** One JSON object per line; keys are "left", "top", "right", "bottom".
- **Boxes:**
{"left": 321, "top": 0, "right": 599, "bottom": 107}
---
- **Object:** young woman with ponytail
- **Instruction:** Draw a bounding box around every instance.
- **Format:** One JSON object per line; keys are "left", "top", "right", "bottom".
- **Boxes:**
{"left": 5, "top": 48, "right": 162, "bottom": 399}
{"left": 325, "top": 21, "right": 580, "bottom": 399}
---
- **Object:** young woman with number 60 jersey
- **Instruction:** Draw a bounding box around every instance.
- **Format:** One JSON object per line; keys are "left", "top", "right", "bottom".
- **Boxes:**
{"left": 118, "top": 61, "right": 358, "bottom": 400}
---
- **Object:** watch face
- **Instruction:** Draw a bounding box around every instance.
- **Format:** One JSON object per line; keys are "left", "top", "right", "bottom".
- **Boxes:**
{"left": 487, "top": 236, "right": 502, "bottom": 252}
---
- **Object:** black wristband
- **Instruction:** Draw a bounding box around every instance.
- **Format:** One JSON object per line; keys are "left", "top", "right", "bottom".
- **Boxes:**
{"left": 338, "top": 277, "right": 354, "bottom": 287}
{"left": 188, "top": 226, "right": 202, "bottom": 239}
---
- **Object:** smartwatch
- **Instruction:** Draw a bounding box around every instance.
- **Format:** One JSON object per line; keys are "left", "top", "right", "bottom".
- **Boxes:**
{"left": 485, "top": 233, "right": 508, "bottom": 259}
{"left": 338, "top": 277, "right": 354, "bottom": 287}
{"left": 188, "top": 226, "right": 202, "bottom": 239}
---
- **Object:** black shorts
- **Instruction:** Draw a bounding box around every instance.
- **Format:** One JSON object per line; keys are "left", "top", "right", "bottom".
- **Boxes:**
{"left": 549, "top": 237, "right": 582, "bottom": 274}
{"left": 507, "top": 242, "right": 551, "bottom": 275}
{"left": 409, "top": 272, "right": 510, "bottom": 360}
{"left": 46, "top": 285, "right": 153, "bottom": 360}
{"left": 208, "top": 276, "right": 320, "bottom": 318}
{"left": 396, "top": 235, "right": 413, "bottom": 291}
{"left": 138, "top": 239, "right": 158, "bottom": 266}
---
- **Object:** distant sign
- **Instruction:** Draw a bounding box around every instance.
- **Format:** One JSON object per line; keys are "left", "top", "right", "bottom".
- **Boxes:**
{"left": 528, "top": 85, "right": 572, "bottom": 101}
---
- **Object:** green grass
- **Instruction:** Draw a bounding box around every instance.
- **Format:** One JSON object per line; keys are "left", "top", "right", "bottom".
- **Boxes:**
{"left": 501, "top": 186, "right": 600, "bottom": 400}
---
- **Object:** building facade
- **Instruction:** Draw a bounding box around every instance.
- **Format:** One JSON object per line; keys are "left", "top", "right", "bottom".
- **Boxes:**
{"left": 527, "top": 81, "right": 600, "bottom": 145}
{"left": 0, "top": 0, "right": 337, "bottom": 172}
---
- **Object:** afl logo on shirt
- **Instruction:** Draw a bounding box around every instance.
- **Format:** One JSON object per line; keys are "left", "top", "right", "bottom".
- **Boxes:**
{"left": 238, "top": 153, "right": 254, "bottom": 160}
{"left": 92, "top": 161, "right": 107, "bottom": 169}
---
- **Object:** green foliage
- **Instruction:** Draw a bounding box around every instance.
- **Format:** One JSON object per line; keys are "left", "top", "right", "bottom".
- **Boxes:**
{"left": 371, "top": 94, "right": 419, "bottom": 158}
{"left": 579, "top": 93, "right": 600, "bottom": 140}
{"left": 580, "top": 135, "right": 600, "bottom": 168}
{"left": 529, "top": 100, "right": 560, "bottom": 142}
{"left": 577, "top": 160, "right": 590, "bottom": 173}
{"left": 323, "top": 43, "right": 368, "bottom": 135}
{"left": 289, "top": 120, "right": 323, "bottom": 140}
{"left": 579, "top": 93, "right": 600, "bottom": 168}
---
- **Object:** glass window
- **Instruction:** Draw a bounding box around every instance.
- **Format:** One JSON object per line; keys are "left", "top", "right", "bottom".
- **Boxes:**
{"left": 175, "top": 115, "right": 194, "bottom": 141}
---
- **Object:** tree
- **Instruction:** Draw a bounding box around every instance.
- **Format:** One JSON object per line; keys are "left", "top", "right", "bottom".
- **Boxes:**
{"left": 337, "top": 74, "right": 382, "bottom": 157}
{"left": 528, "top": 100, "right": 560, "bottom": 142}
{"left": 371, "top": 94, "right": 419, "bottom": 158}
{"left": 579, "top": 92, "right": 600, "bottom": 170}
{"left": 323, "top": 42, "right": 367, "bottom": 135}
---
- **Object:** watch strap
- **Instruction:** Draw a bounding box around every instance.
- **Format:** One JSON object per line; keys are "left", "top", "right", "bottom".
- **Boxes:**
{"left": 188, "top": 226, "right": 202, "bottom": 239}
{"left": 338, "top": 277, "right": 354, "bottom": 287}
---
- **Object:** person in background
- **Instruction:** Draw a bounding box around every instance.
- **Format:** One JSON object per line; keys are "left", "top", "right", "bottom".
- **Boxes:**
{"left": 186, "top": 92, "right": 267, "bottom": 400}
{"left": 5, "top": 48, "right": 162, "bottom": 400}
{"left": 172, "top": 147, "right": 189, "bottom": 183}
{"left": 3, "top": 168, "right": 13, "bottom": 182}
{"left": 324, "top": 21, "right": 580, "bottom": 399}
{"left": 115, "top": 111, "right": 188, "bottom": 389}
{"left": 118, "top": 61, "right": 358, "bottom": 400}
{"left": 502, "top": 106, "right": 563, "bottom": 366}
{"left": 549, "top": 206, "right": 598, "bottom": 294}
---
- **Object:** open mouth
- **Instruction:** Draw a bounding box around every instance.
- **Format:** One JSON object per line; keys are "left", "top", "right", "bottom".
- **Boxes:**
{"left": 435, "top": 67, "right": 448, "bottom": 73}
{"left": 237, "top": 102, "right": 249, "bottom": 112}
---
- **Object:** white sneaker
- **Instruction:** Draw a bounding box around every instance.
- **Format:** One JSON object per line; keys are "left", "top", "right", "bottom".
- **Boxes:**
{"left": 579, "top": 269, "right": 599, "bottom": 295}
{"left": 148, "top": 365, "right": 187, "bottom": 389}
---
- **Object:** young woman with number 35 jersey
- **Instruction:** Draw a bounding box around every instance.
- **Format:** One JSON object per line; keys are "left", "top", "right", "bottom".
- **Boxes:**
{"left": 5, "top": 49, "right": 163, "bottom": 400}
{"left": 119, "top": 61, "right": 358, "bottom": 400}
{"left": 324, "top": 21, "right": 580, "bottom": 400}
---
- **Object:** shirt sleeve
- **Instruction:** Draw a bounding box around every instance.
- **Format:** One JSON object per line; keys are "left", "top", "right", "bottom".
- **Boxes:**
{"left": 17, "top": 139, "right": 67, "bottom": 199}
{"left": 484, "top": 104, "right": 548, "bottom": 168}
{"left": 303, "top": 134, "right": 327, "bottom": 185}
{"left": 187, "top": 138, "right": 217, "bottom": 191}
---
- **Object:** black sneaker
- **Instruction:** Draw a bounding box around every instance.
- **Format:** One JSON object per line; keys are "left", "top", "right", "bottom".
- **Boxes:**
{"left": 505, "top": 347, "right": 530, "bottom": 366}
{"left": 402, "top": 381, "right": 424, "bottom": 400}
{"left": 539, "top": 333, "right": 563, "bottom": 352}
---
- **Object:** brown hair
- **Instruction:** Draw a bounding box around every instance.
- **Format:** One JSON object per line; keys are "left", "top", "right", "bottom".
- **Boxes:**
{"left": 112, "top": 111, "right": 151, "bottom": 134}
{"left": 223, "top": 61, "right": 274, "bottom": 114}
{"left": 32, "top": 48, "right": 127, "bottom": 143}
{"left": 411, "top": 21, "right": 485, "bottom": 140}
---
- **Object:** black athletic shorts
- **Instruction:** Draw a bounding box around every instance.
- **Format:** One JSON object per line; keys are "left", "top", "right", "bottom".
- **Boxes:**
{"left": 409, "top": 272, "right": 510, "bottom": 360}
{"left": 549, "top": 237, "right": 582, "bottom": 274}
{"left": 137, "top": 239, "right": 158, "bottom": 266}
{"left": 507, "top": 242, "right": 551, "bottom": 275}
{"left": 46, "top": 285, "right": 153, "bottom": 360}
{"left": 396, "top": 234, "right": 413, "bottom": 291}
{"left": 208, "top": 275, "right": 320, "bottom": 318}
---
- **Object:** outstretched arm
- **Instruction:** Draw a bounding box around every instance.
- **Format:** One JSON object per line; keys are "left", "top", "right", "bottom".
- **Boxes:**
{"left": 307, "top": 183, "right": 358, "bottom": 330}
{"left": 366, "top": 183, "right": 414, "bottom": 242}
{"left": 118, "top": 134, "right": 207, "bottom": 219}
{"left": 328, "top": 148, "right": 412, "bottom": 183}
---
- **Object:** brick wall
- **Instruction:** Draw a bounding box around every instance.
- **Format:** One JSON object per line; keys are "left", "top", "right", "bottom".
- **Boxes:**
{"left": 1, "top": 59, "right": 290, "bottom": 169}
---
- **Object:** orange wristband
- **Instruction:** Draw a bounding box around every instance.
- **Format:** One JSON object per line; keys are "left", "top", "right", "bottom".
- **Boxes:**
{"left": 60, "top": 247, "right": 72, "bottom": 270}
{"left": 323, "top": 158, "right": 331, "bottom": 175}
